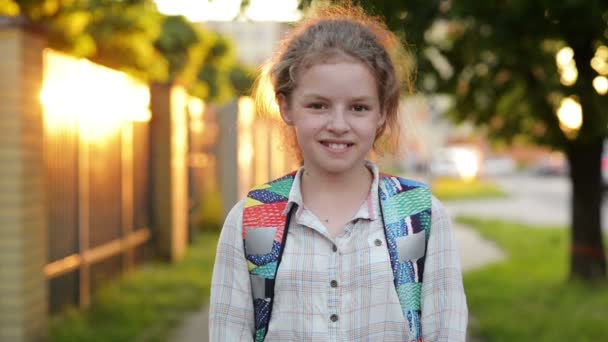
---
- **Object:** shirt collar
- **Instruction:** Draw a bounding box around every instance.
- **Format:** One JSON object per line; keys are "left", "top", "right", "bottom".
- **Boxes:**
{"left": 283, "top": 161, "right": 380, "bottom": 221}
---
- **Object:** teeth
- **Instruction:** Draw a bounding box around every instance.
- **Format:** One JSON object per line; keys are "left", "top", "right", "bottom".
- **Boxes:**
{"left": 327, "top": 143, "right": 348, "bottom": 150}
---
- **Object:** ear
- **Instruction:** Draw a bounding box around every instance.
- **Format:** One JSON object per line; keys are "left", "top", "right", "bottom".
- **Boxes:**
{"left": 277, "top": 93, "right": 294, "bottom": 126}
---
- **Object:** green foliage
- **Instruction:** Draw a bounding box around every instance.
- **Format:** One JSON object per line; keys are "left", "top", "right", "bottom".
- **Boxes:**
{"left": 192, "top": 34, "right": 244, "bottom": 103}
{"left": 197, "top": 191, "right": 224, "bottom": 233}
{"left": 229, "top": 63, "right": 257, "bottom": 96}
{"left": 459, "top": 216, "right": 608, "bottom": 341}
{"left": 431, "top": 177, "right": 506, "bottom": 201}
{"left": 49, "top": 231, "right": 220, "bottom": 342}
{"left": 3, "top": 0, "right": 253, "bottom": 102}
{"left": 85, "top": 0, "right": 168, "bottom": 81}
{"left": 154, "top": 15, "right": 200, "bottom": 81}
{"left": 0, "top": 0, "right": 20, "bottom": 16}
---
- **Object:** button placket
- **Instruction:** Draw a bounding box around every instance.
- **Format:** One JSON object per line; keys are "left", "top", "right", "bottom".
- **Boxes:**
{"left": 328, "top": 239, "right": 339, "bottom": 338}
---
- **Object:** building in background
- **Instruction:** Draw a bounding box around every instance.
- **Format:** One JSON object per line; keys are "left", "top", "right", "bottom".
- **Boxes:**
{"left": 204, "top": 21, "right": 291, "bottom": 67}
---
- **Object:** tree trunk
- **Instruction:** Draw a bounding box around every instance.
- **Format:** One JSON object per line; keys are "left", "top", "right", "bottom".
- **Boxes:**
{"left": 566, "top": 139, "right": 606, "bottom": 281}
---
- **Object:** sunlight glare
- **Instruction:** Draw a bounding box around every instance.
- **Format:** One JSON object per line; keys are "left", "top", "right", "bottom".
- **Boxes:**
{"left": 154, "top": 0, "right": 300, "bottom": 22}
{"left": 41, "top": 49, "right": 150, "bottom": 142}
{"left": 452, "top": 148, "right": 480, "bottom": 182}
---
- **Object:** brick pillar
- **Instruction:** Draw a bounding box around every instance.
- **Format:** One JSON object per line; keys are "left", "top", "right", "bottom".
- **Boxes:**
{"left": 0, "top": 21, "right": 48, "bottom": 341}
{"left": 149, "top": 83, "right": 189, "bottom": 261}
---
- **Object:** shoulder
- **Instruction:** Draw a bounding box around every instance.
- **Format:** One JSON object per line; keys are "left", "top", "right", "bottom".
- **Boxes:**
{"left": 245, "top": 172, "right": 298, "bottom": 198}
{"left": 223, "top": 199, "right": 246, "bottom": 233}
{"left": 379, "top": 173, "right": 430, "bottom": 189}
{"left": 378, "top": 173, "right": 450, "bottom": 222}
{"left": 429, "top": 195, "right": 455, "bottom": 240}
{"left": 431, "top": 196, "right": 449, "bottom": 220}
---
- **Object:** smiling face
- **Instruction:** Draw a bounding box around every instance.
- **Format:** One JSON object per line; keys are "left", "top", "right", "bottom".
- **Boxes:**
{"left": 278, "top": 56, "right": 385, "bottom": 177}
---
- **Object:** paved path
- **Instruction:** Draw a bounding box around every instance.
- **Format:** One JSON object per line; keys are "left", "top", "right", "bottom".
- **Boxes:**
{"left": 171, "top": 306, "right": 209, "bottom": 342}
{"left": 453, "top": 223, "right": 506, "bottom": 272}
{"left": 445, "top": 174, "right": 608, "bottom": 231}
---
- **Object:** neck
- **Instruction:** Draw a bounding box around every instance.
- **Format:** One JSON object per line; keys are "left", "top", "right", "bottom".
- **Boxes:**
{"left": 300, "top": 162, "right": 373, "bottom": 200}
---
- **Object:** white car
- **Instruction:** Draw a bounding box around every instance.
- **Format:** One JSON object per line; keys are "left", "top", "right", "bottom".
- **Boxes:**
{"left": 430, "top": 146, "right": 481, "bottom": 180}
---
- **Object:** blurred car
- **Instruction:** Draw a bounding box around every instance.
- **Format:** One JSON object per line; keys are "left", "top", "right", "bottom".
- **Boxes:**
{"left": 430, "top": 145, "right": 481, "bottom": 180}
{"left": 532, "top": 151, "right": 568, "bottom": 176}
{"left": 480, "top": 156, "right": 516, "bottom": 177}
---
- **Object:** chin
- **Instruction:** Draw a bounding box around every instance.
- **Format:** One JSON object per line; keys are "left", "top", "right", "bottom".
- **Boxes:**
{"left": 315, "top": 158, "right": 366, "bottom": 175}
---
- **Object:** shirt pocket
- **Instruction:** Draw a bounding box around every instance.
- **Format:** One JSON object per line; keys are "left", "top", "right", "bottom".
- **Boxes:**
{"left": 364, "top": 230, "right": 394, "bottom": 288}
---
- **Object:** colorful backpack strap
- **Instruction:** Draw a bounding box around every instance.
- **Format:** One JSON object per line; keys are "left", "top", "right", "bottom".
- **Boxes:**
{"left": 242, "top": 172, "right": 296, "bottom": 342}
{"left": 379, "top": 173, "right": 432, "bottom": 342}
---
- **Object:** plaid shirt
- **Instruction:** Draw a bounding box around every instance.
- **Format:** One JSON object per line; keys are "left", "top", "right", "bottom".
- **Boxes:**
{"left": 209, "top": 163, "right": 468, "bottom": 341}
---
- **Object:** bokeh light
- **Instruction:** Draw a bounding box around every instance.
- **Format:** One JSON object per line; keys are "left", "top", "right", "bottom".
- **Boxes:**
{"left": 593, "top": 76, "right": 608, "bottom": 95}
{"left": 556, "top": 96, "right": 583, "bottom": 139}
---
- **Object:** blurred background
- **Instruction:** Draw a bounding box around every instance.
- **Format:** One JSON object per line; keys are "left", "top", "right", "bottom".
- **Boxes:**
{"left": 0, "top": 0, "right": 606, "bottom": 341}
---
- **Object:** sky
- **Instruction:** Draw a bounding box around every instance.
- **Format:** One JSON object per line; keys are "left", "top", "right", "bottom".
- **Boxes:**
{"left": 154, "top": 0, "right": 302, "bottom": 22}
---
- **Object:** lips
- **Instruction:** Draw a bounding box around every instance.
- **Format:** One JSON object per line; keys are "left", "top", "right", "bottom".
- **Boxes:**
{"left": 320, "top": 140, "right": 354, "bottom": 152}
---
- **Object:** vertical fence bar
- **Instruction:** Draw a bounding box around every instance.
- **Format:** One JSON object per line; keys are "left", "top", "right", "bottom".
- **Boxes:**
{"left": 150, "top": 84, "right": 189, "bottom": 261}
{"left": 121, "top": 121, "right": 134, "bottom": 270}
{"left": 78, "top": 133, "right": 91, "bottom": 307}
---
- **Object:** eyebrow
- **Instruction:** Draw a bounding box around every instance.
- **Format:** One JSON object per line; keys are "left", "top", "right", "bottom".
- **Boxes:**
{"left": 300, "top": 93, "right": 375, "bottom": 102}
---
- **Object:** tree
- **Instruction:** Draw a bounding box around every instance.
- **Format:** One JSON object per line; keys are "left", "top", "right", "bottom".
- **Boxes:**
{"left": 2, "top": 0, "right": 169, "bottom": 81}
{"left": 1, "top": 0, "right": 253, "bottom": 102}
{"left": 296, "top": 0, "right": 608, "bottom": 281}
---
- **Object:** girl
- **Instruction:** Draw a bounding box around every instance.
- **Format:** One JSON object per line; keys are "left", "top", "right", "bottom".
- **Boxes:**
{"left": 209, "top": 4, "right": 467, "bottom": 341}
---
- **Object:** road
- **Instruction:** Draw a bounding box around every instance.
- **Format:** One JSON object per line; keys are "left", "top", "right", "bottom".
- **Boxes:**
{"left": 443, "top": 173, "right": 608, "bottom": 231}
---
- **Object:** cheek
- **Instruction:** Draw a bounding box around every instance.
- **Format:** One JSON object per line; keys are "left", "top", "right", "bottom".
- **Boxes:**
{"left": 356, "top": 119, "right": 381, "bottom": 139}
{"left": 294, "top": 117, "right": 325, "bottom": 135}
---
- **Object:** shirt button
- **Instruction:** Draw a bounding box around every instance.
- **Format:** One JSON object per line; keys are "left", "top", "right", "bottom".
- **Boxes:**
{"left": 330, "top": 280, "right": 338, "bottom": 288}
{"left": 374, "top": 239, "right": 382, "bottom": 246}
{"left": 330, "top": 314, "right": 339, "bottom": 322}
{"left": 332, "top": 244, "right": 338, "bottom": 252}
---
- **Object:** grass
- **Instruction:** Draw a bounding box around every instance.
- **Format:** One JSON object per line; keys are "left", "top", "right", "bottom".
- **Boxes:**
{"left": 431, "top": 177, "right": 507, "bottom": 201}
{"left": 50, "top": 230, "right": 220, "bottom": 342}
{"left": 459, "top": 216, "right": 608, "bottom": 341}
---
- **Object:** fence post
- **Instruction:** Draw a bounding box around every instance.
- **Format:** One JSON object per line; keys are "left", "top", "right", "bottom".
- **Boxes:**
{"left": 149, "top": 83, "right": 189, "bottom": 261}
{"left": 217, "top": 100, "right": 240, "bottom": 218}
{"left": 0, "top": 20, "right": 48, "bottom": 341}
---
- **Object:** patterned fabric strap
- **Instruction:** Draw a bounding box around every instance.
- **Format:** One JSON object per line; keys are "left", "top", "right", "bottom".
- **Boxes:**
{"left": 243, "top": 172, "right": 431, "bottom": 342}
{"left": 379, "top": 174, "right": 432, "bottom": 342}
{"left": 243, "top": 172, "right": 296, "bottom": 342}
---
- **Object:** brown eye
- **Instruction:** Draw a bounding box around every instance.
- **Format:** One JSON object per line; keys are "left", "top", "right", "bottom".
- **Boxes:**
{"left": 352, "top": 104, "right": 369, "bottom": 112}
{"left": 308, "top": 103, "right": 327, "bottom": 110}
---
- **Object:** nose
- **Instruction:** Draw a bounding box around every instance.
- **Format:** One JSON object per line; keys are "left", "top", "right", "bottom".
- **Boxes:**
{"left": 326, "top": 107, "right": 350, "bottom": 133}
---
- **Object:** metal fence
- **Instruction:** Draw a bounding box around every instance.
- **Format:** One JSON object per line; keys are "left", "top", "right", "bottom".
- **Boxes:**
{"left": 43, "top": 120, "right": 152, "bottom": 313}
{"left": 40, "top": 49, "right": 154, "bottom": 312}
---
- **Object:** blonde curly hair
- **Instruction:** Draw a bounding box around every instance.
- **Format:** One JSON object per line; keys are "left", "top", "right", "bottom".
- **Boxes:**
{"left": 253, "top": 3, "right": 414, "bottom": 156}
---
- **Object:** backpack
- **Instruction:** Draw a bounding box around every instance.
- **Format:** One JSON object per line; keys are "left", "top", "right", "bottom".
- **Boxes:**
{"left": 242, "top": 172, "right": 432, "bottom": 342}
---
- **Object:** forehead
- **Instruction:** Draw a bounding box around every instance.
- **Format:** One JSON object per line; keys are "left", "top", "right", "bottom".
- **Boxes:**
{"left": 294, "top": 57, "right": 379, "bottom": 100}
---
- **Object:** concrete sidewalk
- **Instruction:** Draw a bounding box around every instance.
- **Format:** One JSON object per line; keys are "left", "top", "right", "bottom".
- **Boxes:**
{"left": 169, "top": 221, "right": 505, "bottom": 342}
